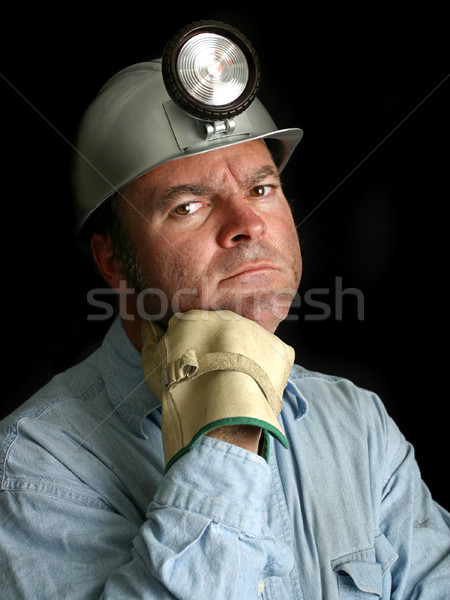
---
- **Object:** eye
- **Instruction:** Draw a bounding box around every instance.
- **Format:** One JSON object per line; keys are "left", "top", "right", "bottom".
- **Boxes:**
{"left": 249, "top": 185, "right": 273, "bottom": 198}
{"left": 173, "top": 201, "right": 203, "bottom": 216}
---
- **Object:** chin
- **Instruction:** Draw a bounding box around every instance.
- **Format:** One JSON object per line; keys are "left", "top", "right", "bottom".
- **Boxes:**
{"left": 211, "top": 295, "right": 291, "bottom": 333}
{"left": 252, "top": 312, "right": 285, "bottom": 334}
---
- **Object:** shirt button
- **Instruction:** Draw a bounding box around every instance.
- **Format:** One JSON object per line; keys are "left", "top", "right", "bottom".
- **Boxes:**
{"left": 258, "top": 579, "right": 265, "bottom": 593}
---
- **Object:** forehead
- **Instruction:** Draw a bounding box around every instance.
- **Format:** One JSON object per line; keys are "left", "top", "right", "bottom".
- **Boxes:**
{"left": 125, "top": 139, "right": 275, "bottom": 196}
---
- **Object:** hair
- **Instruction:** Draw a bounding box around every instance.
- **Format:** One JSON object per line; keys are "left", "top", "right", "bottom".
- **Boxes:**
{"left": 84, "top": 193, "right": 147, "bottom": 293}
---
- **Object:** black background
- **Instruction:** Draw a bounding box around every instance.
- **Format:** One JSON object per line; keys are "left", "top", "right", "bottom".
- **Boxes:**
{"left": 2, "top": 5, "right": 448, "bottom": 508}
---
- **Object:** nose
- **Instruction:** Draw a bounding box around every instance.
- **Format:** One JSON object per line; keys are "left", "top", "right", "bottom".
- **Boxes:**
{"left": 216, "top": 199, "right": 267, "bottom": 248}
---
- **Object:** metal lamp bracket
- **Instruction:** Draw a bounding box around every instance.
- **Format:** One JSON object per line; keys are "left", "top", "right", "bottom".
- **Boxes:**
{"left": 164, "top": 100, "right": 251, "bottom": 150}
{"left": 199, "top": 119, "right": 236, "bottom": 140}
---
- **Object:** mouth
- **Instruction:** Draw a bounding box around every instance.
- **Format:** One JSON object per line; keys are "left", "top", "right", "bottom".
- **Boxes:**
{"left": 221, "top": 262, "right": 278, "bottom": 282}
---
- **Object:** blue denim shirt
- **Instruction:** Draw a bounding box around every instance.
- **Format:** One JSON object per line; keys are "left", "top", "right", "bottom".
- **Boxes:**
{"left": 1, "top": 317, "right": 448, "bottom": 599}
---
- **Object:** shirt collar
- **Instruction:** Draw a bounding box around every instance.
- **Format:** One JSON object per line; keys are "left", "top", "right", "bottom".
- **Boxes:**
{"left": 286, "top": 378, "right": 309, "bottom": 420}
{"left": 98, "top": 316, "right": 160, "bottom": 438}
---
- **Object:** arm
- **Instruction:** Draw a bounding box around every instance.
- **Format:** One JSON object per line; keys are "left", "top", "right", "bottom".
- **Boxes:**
{"left": 0, "top": 436, "right": 292, "bottom": 599}
{"left": 380, "top": 414, "right": 450, "bottom": 599}
{"left": 102, "top": 436, "right": 292, "bottom": 598}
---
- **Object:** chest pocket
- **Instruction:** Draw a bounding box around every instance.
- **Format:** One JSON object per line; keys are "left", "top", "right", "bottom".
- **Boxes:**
{"left": 331, "top": 534, "right": 398, "bottom": 599}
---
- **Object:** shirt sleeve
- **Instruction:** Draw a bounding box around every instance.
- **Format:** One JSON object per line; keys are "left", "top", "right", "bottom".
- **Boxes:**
{"left": 0, "top": 436, "right": 293, "bottom": 599}
{"left": 380, "top": 413, "right": 450, "bottom": 599}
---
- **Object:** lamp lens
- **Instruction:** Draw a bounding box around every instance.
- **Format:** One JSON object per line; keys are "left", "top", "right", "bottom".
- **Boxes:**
{"left": 176, "top": 33, "right": 249, "bottom": 107}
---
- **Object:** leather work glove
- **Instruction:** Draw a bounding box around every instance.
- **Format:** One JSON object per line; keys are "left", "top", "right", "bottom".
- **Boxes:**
{"left": 141, "top": 309, "right": 295, "bottom": 471}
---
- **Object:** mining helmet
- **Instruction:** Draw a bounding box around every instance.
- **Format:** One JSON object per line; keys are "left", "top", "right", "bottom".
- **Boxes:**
{"left": 72, "top": 20, "right": 303, "bottom": 231}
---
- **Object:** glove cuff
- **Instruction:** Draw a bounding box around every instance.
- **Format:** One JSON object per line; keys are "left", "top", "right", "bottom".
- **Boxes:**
{"left": 165, "top": 417, "right": 288, "bottom": 472}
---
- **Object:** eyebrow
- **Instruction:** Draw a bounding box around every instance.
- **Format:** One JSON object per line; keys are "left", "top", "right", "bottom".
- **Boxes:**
{"left": 154, "top": 164, "right": 280, "bottom": 211}
{"left": 243, "top": 165, "right": 280, "bottom": 188}
{"left": 156, "top": 184, "right": 214, "bottom": 211}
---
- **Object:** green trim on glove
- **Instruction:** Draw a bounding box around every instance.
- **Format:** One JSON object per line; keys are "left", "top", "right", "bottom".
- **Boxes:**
{"left": 165, "top": 417, "right": 289, "bottom": 472}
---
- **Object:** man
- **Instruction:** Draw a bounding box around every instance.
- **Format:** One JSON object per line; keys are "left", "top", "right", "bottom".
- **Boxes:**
{"left": 0, "top": 21, "right": 448, "bottom": 599}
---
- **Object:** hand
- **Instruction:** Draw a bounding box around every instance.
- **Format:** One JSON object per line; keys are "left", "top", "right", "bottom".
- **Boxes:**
{"left": 141, "top": 310, "right": 295, "bottom": 470}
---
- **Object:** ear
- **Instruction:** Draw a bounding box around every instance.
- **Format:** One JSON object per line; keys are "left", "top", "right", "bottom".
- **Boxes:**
{"left": 90, "top": 233, "right": 125, "bottom": 290}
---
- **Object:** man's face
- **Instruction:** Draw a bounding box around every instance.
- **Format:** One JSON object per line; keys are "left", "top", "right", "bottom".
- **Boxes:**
{"left": 119, "top": 139, "right": 302, "bottom": 333}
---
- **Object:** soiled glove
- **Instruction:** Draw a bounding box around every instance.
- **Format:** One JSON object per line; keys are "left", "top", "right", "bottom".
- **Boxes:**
{"left": 141, "top": 309, "right": 295, "bottom": 470}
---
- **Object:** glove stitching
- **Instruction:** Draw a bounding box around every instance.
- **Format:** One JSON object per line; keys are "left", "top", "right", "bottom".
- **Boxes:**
{"left": 166, "top": 352, "right": 282, "bottom": 414}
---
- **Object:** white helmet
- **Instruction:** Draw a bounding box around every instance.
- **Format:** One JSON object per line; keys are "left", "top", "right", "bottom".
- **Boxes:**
{"left": 72, "top": 21, "right": 303, "bottom": 231}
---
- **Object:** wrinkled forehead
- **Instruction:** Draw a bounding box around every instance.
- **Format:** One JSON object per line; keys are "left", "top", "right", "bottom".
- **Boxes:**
{"left": 121, "top": 139, "right": 277, "bottom": 203}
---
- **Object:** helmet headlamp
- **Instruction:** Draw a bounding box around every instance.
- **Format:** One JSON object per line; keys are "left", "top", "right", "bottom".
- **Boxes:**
{"left": 162, "top": 21, "right": 261, "bottom": 121}
{"left": 73, "top": 20, "right": 303, "bottom": 232}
